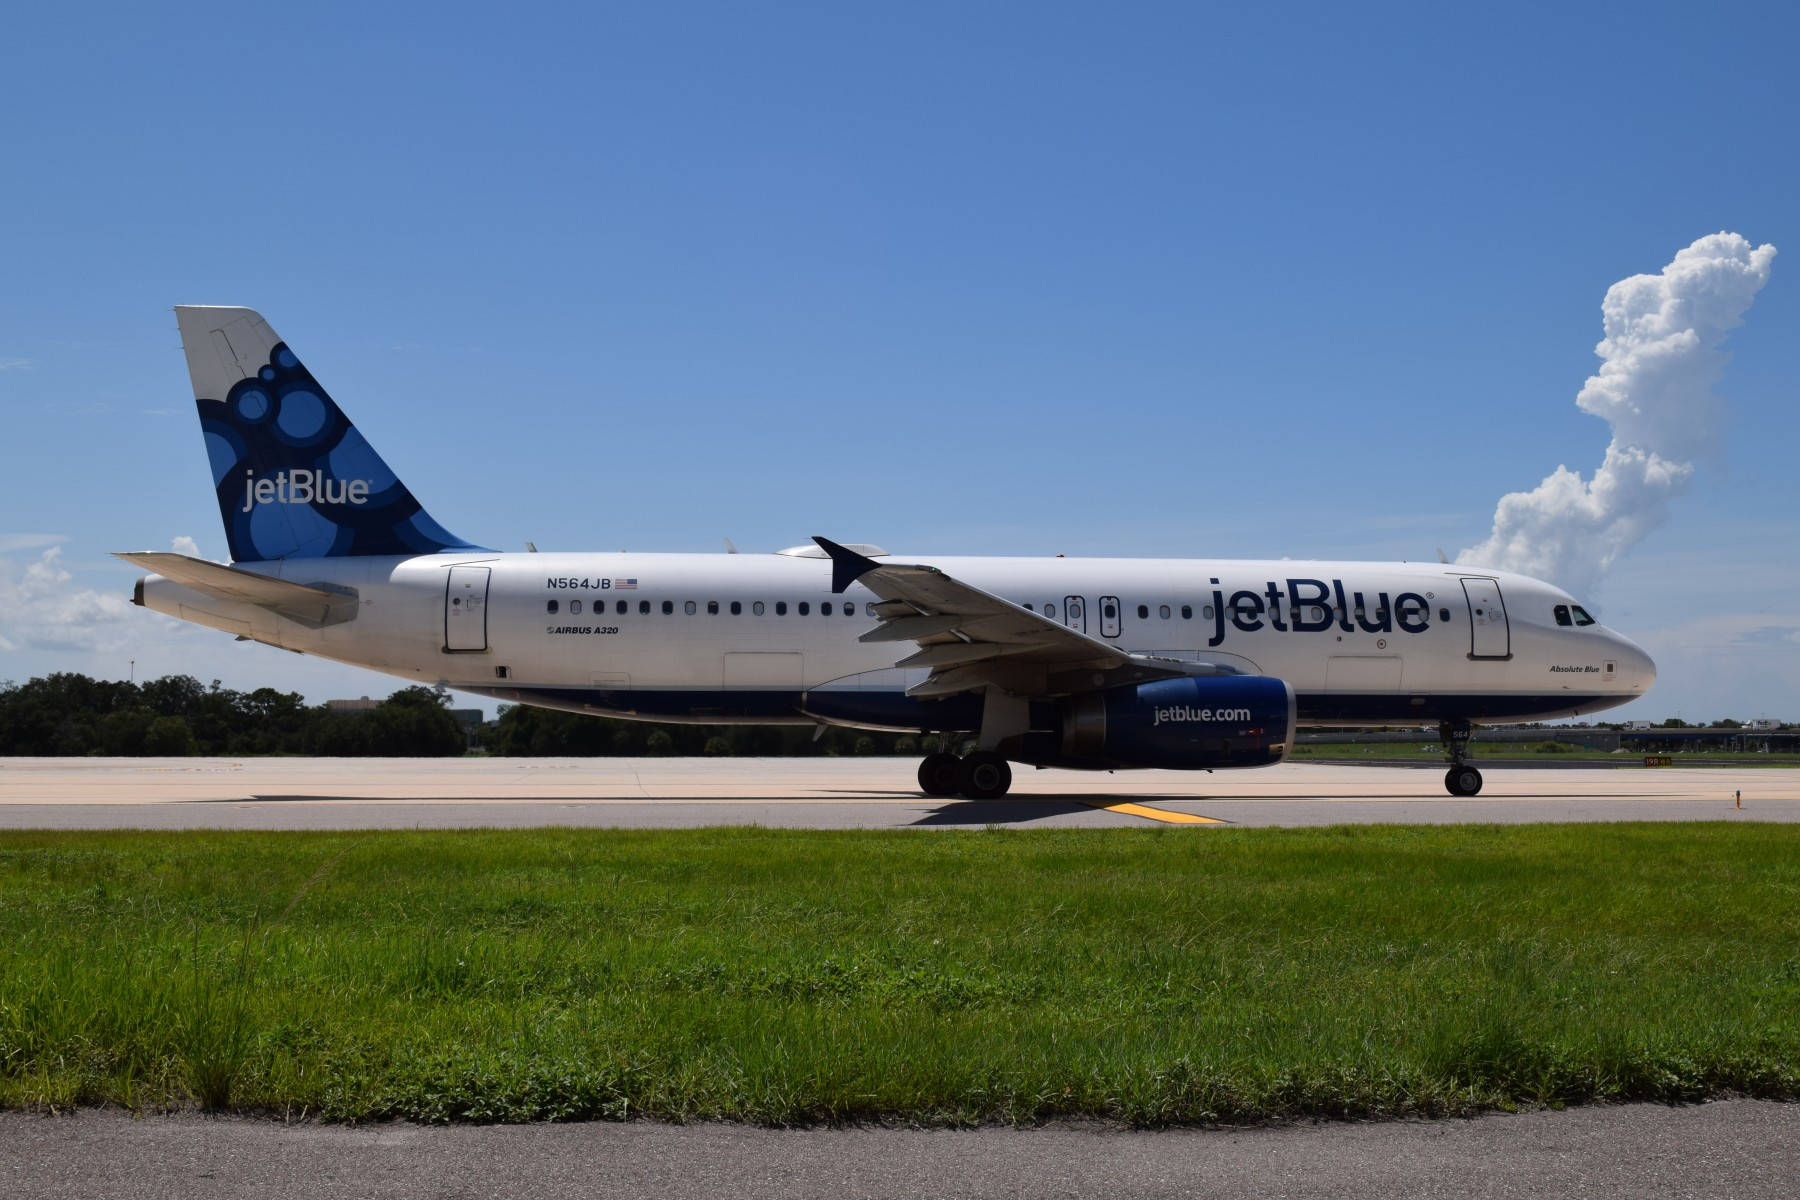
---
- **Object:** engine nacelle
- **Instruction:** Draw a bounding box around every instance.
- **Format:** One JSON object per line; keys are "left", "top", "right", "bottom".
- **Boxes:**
{"left": 1056, "top": 674, "right": 1294, "bottom": 770}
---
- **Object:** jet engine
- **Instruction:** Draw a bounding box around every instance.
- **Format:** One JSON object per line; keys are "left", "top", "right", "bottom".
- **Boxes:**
{"left": 1045, "top": 674, "right": 1295, "bottom": 770}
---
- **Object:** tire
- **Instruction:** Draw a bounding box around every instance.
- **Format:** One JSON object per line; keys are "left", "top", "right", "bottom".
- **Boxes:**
{"left": 1445, "top": 766, "right": 1483, "bottom": 796}
{"left": 957, "top": 751, "right": 1013, "bottom": 800}
{"left": 918, "top": 753, "right": 962, "bottom": 797}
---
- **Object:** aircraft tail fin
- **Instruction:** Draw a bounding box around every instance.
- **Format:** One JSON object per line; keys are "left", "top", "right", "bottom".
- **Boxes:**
{"left": 174, "top": 306, "right": 481, "bottom": 562}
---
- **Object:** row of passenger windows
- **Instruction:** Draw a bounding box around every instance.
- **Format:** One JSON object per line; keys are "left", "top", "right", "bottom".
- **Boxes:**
{"left": 548, "top": 598, "right": 859, "bottom": 617}
{"left": 1018, "top": 601, "right": 1451, "bottom": 623}
{"left": 547, "top": 595, "right": 1461, "bottom": 625}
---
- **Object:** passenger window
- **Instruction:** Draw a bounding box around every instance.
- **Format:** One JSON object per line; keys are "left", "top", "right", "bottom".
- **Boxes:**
{"left": 1203, "top": 605, "right": 1214, "bottom": 620}
{"left": 570, "top": 599, "right": 582, "bottom": 615}
{"left": 776, "top": 601, "right": 788, "bottom": 615}
{"left": 1181, "top": 605, "right": 1192, "bottom": 619}
{"left": 729, "top": 601, "right": 741, "bottom": 615}
{"left": 547, "top": 599, "right": 559, "bottom": 615}
{"left": 617, "top": 600, "right": 627, "bottom": 615}
{"left": 753, "top": 601, "right": 765, "bottom": 616}
{"left": 1438, "top": 608, "right": 1450, "bottom": 622}
{"left": 1134, "top": 604, "right": 1146, "bottom": 620}
{"left": 707, "top": 600, "right": 719, "bottom": 615}
{"left": 1024, "top": 603, "right": 1033, "bottom": 611}
{"left": 844, "top": 602, "right": 855, "bottom": 616}
{"left": 1045, "top": 603, "right": 1056, "bottom": 618}
{"left": 822, "top": 601, "right": 833, "bottom": 616}
{"left": 1554, "top": 605, "right": 1572, "bottom": 627}
{"left": 661, "top": 600, "right": 673, "bottom": 615}
{"left": 1571, "top": 605, "right": 1596, "bottom": 627}
{"left": 639, "top": 600, "right": 649, "bottom": 615}
{"left": 799, "top": 602, "right": 810, "bottom": 615}
{"left": 684, "top": 601, "right": 697, "bottom": 615}
{"left": 1159, "top": 605, "right": 1171, "bottom": 619}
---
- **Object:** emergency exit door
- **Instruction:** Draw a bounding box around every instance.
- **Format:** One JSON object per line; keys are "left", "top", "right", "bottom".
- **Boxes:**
{"left": 1460, "top": 577, "right": 1510, "bottom": 660}
{"left": 1062, "top": 595, "right": 1087, "bottom": 634}
{"left": 444, "top": 565, "right": 491, "bottom": 652}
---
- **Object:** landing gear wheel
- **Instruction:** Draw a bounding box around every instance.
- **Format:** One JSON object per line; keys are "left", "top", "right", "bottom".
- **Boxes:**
{"left": 1445, "top": 766, "right": 1483, "bottom": 796}
{"left": 957, "top": 751, "right": 1013, "bottom": 800}
{"left": 918, "top": 753, "right": 962, "bottom": 797}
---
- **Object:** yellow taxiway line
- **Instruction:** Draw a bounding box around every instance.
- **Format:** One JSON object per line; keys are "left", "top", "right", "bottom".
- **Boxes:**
{"left": 1075, "top": 799, "right": 1224, "bottom": 825}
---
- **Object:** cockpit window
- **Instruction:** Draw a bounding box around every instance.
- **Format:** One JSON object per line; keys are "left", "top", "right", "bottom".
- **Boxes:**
{"left": 1570, "top": 605, "right": 1596, "bottom": 627}
{"left": 1553, "top": 604, "right": 1571, "bottom": 627}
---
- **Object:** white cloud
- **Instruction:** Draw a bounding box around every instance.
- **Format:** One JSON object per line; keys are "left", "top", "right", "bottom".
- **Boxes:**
{"left": 0, "top": 546, "right": 142, "bottom": 653}
{"left": 0, "top": 357, "right": 32, "bottom": 372}
{"left": 1459, "top": 233, "right": 1776, "bottom": 597}
{"left": 0, "top": 533, "right": 68, "bottom": 553}
{"left": 170, "top": 535, "right": 203, "bottom": 559}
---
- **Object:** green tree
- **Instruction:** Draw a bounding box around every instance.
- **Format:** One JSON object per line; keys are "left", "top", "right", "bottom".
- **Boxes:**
{"left": 143, "top": 715, "right": 199, "bottom": 756}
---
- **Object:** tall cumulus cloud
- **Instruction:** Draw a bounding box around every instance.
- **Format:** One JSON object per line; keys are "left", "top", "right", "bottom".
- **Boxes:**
{"left": 1458, "top": 233, "right": 1776, "bottom": 597}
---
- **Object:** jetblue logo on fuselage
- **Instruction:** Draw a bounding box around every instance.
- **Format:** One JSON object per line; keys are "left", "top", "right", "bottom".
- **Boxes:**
{"left": 1205, "top": 578, "right": 1432, "bottom": 647}
{"left": 240, "top": 469, "right": 371, "bottom": 513}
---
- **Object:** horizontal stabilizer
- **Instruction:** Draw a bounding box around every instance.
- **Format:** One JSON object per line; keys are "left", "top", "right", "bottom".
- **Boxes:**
{"left": 114, "top": 552, "right": 358, "bottom": 628}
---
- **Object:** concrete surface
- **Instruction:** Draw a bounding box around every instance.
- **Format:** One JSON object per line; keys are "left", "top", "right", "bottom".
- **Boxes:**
{"left": 0, "top": 757, "right": 1793, "bottom": 829}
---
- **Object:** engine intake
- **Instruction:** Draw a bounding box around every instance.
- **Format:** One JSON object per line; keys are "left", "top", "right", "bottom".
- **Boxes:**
{"left": 1058, "top": 675, "right": 1294, "bottom": 770}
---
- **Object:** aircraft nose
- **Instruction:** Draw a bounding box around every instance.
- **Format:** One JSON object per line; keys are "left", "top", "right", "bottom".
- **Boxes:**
{"left": 1615, "top": 636, "right": 1656, "bottom": 692}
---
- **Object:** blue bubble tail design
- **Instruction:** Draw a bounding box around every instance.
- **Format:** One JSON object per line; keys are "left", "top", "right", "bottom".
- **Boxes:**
{"left": 196, "top": 341, "right": 485, "bottom": 562}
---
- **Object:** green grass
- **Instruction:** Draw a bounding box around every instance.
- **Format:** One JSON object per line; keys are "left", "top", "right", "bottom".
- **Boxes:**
{"left": 2, "top": 825, "right": 1798, "bottom": 1125}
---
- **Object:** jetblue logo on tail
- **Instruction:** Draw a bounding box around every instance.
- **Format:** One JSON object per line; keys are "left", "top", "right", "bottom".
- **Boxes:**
{"left": 240, "top": 469, "right": 372, "bottom": 512}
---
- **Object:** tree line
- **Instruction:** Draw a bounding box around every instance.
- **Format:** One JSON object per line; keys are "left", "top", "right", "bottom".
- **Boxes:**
{"left": 0, "top": 673, "right": 468, "bottom": 757}
{"left": 0, "top": 673, "right": 935, "bottom": 757}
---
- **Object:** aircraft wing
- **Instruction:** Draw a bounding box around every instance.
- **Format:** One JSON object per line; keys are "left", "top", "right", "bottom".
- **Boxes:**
{"left": 813, "top": 537, "right": 1192, "bottom": 699}
{"left": 114, "top": 552, "right": 358, "bottom": 629}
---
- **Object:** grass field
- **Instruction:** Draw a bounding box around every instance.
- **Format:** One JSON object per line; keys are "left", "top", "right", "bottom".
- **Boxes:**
{"left": 2, "top": 825, "right": 1797, "bottom": 1125}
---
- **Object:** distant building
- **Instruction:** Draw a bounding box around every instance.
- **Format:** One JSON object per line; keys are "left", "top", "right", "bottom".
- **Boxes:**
{"left": 1747, "top": 718, "right": 1782, "bottom": 730}
{"left": 326, "top": 697, "right": 380, "bottom": 712}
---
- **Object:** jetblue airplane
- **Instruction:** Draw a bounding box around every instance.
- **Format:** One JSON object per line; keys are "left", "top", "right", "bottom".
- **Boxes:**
{"left": 122, "top": 307, "right": 1656, "bottom": 799}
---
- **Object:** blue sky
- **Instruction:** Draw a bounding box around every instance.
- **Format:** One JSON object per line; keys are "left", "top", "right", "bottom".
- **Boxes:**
{"left": 2, "top": 1, "right": 1794, "bottom": 721}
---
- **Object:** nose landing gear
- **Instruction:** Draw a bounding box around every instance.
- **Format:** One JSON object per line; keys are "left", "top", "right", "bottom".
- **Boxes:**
{"left": 1440, "top": 720, "right": 1483, "bottom": 796}
{"left": 916, "top": 751, "right": 1014, "bottom": 800}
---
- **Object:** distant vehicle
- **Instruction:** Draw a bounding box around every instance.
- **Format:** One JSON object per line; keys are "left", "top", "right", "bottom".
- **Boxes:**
{"left": 120, "top": 307, "right": 1657, "bottom": 799}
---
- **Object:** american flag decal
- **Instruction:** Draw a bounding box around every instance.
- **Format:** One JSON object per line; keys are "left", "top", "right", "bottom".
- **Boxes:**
{"left": 614, "top": 578, "right": 638, "bottom": 590}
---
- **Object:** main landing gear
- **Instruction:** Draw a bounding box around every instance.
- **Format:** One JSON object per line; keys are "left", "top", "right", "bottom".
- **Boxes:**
{"left": 1439, "top": 719, "right": 1482, "bottom": 796}
{"left": 917, "top": 751, "right": 1014, "bottom": 800}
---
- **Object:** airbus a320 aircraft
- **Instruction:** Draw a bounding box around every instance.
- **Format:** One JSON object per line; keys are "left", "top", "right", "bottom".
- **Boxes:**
{"left": 121, "top": 307, "right": 1656, "bottom": 799}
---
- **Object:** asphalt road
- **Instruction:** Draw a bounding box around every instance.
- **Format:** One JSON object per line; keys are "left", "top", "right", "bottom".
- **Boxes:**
{"left": 3, "top": 1102, "right": 1795, "bottom": 1199}
{"left": 0, "top": 757, "right": 1792, "bottom": 829}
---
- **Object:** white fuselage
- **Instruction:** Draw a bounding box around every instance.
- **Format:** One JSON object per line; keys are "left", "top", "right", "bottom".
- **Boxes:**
{"left": 138, "top": 549, "right": 1656, "bottom": 730}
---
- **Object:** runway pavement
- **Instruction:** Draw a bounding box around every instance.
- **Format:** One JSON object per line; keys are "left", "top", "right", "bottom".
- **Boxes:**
{"left": 3, "top": 1102, "right": 1797, "bottom": 1199}
{"left": 1, "top": 756, "right": 1794, "bottom": 829}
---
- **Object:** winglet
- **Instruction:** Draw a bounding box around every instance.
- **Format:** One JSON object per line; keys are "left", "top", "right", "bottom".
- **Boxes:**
{"left": 812, "top": 536, "right": 880, "bottom": 594}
